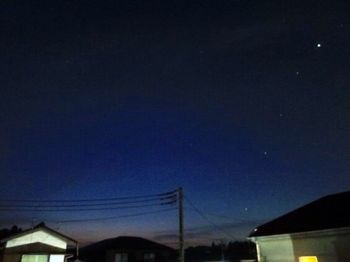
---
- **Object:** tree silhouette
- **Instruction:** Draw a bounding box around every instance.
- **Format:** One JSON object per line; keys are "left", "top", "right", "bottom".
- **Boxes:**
{"left": 0, "top": 225, "right": 22, "bottom": 240}
{"left": 185, "top": 240, "right": 256, "bottom": 261}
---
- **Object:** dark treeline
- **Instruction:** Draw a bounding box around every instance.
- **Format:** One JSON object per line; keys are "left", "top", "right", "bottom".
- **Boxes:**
{"left": 185, "top": 241, "right": 256, "bottom": 262}
{"left": 0, "top": 226, "right": 22, "bottom": 240}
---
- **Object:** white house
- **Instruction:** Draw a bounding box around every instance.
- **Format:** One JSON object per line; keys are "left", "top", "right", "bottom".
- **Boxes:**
{"left": 249, "top": 191, "right": 350, "bottom": 262}
{"left": 0, "top": 223, "right": 78, "bottom": 262}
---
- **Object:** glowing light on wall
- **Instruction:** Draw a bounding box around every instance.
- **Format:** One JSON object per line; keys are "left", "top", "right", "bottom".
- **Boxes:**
{"left": 299, "top": 256, "right": 318, "bottom": 262}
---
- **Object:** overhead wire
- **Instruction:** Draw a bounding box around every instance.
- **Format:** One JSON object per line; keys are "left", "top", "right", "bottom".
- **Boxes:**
{"left": 184, "top": 195, "right": 236, "bottom": 240}
{"left": 0, "top": 190, "right": 177, "bottom": 203}
{"left": 185, "top": 208, "right": 253, "bottom": 224}
{"left": 0, "top": 195, "right": 177, "bottom": 208}
{"left": 0, "top": 189, "right": 180, "bottom": 238}
{"left": 50, "top": 207, "right": 177, "bottom": 223}
{"left": 0, "top": 190, "right": 178, "bottom": 212}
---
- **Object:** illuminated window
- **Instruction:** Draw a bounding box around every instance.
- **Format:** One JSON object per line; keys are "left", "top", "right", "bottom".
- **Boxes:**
{"left": 115, "top": 253, "right": 128, "bottom": 262}
{"left": 49, "top": 255, "right": 64, "bottom": 262}
{"left": 299, "top": 256, "right": 318, "bottom": 262}
{"left": 21, "top": 255, "right": 48, "bottom": 262}
{"left": 144, "top": 252, "right": 155, "bottom": 262}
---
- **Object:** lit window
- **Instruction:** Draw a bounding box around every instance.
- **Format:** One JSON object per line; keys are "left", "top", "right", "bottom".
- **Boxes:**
{"left": 115, "top": 253, "right": 128, "bottom": 262}
{"left": 144, "top": 253, "right": 155, "bottom": 262}
{"left": 49, "top": 255, "right": 64, "bottom": 262}
{"left": 299, "top": 256, "right": 318, "bottom": 262}
{"left": 21, "top": 255, "right": 48, "bottom": 262}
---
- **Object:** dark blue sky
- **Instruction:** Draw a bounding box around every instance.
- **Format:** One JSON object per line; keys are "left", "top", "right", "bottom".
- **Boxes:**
{"left": 1, "top": 0, "right": 350, "bottom": 246}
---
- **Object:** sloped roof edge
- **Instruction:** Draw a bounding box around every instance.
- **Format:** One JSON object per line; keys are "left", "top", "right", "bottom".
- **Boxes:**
{"left": 249, "top": 191, "right": 350, "bottom": 238}
{"left": 0, "top": 223, "right": 77, "bottom": 245}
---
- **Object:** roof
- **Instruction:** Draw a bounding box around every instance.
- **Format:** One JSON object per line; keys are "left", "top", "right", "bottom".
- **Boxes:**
{"left": 0, "top": 222, "right": 77, "bottom": 245}
{"left": 80, "top": 236, "right": 175, "bottom": 254}
{"left": 249, "top": 191, "right": 350, "bottom": 238}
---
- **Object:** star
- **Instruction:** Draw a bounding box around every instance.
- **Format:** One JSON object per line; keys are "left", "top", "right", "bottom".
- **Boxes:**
{"left": 264, "top": 151, "right": 268, "bottom": 155}
{"left": 317, "top": 43, "right": 322, "bottom": 48}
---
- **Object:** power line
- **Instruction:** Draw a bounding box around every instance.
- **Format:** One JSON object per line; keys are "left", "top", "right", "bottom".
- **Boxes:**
{"left": 0, "top": 200, "right": 177, "bottom": 212}
{"left": 184, "top": 195, "right": 236, "bottom": 240}
{"left": 0, "top": 190, "right": 177, "bottom": 212}
{"left": 184, "top": 207, "right": 251, "bottom": 224}
{"left": 0, "top": 190, "right": 177, "bottom": 203}
{"left": 0, "top": 195, "right": 177, "bottom": 208}
{"left": 50, "top": 207, "right": 177, "bottom": 223}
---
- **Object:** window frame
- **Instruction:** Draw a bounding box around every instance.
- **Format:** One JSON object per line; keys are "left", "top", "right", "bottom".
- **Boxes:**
{"left": 21, "top": 254, "right": 49, "bottom": 262}
{"left": 115, "top": 252, "right": 128, "bottom": 262}
{"left": 143, "top": 252, "right": 156, "bottom": 262}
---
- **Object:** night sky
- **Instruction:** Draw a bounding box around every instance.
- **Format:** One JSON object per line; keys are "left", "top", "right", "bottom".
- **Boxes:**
{"left": 1, "top": 0, "right": 350, "bottom": 246}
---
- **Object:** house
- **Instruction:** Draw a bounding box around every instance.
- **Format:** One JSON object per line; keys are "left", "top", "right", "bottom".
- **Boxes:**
{"left": 249, "top": 191, "right": 350, "bottom": 262}
{"left": 0, "top": 223, "right": 78, "bottom": 262}
{"left": 79, "top": 236, "right": 177, "bottom": 262}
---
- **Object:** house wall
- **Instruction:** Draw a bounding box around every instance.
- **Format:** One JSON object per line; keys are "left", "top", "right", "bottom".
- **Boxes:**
{"left": 256, "top": 235, "right": 294, "bottom": 262}
{"left": 104, "top": 248, "right": 175, "bottom": 262}
{"left": 254, "top": 228, "right": 350, "bottom": 262}
{"left": 292, "top": 230, "right": 350, "bottom": 262}
{"left": 0, "top": 253, "right": 20, "bottom": 262}
{"left": 1, "top": 254, "right": 65, "bottom": 262}
{"left": 2, "top": 243, "right": 67, "bottom": 262}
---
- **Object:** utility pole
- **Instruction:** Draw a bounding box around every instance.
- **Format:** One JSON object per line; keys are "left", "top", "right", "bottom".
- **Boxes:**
{"left": 178, "top": 187, "right": 184, "bottom": 262}
{"left": 220, "top": 240, "right": 225, "bottom": 261}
